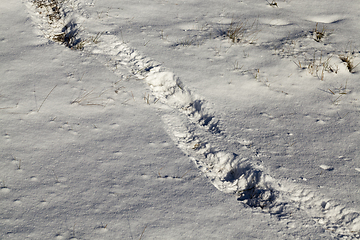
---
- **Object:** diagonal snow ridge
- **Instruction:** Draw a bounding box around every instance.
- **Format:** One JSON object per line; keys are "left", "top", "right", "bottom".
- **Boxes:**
{"left": 90, "top": 36, "right": 275, "bottom": 202}
{"left": 25, "top": 0, "right": 360, "bottom": 238}
{"left": 90, "top": 34, "right": 222, "bottom": 134}
{"left": 91, "top": 31, "right": 360, "bottom": 240}
{"left": 161, "top": 114, "right": 271, "bottom": 195}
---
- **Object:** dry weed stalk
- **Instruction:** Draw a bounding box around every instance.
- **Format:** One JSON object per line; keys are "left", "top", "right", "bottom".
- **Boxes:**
{"left": 313, "top": 23, "right": 327, "bottom": 42}
{"left": 226, "top": 18, "right": 259, "bottom": 44}
{"left": 88, "top": 32, "right": 104, "bottom": 44}
{"left": 32, "top": 0, "right": 89, "bottom": 50}
{"left": 339, "top": 54, "right": 359, "bottom": 73}
{"left": 305, "top": 51, "right": 337, "bottom": 80}
{"left": 38, "top": 85, "right": 57, "bottom": 112}
{"left": 32, "top": 0, "right": 64, "bottom": 24}
{"left": 71, "top": 89, "right": 108, "bottom": 106}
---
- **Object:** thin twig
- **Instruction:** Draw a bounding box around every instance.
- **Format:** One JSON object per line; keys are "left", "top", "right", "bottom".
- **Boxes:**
{"left": 180, "top": 169, "right": 191, "bottom": 178}
{"left": 38, "top": 85, "right": 57, "bottom": 112}
{"left": 139, "top": 224, "right": 148, "bottom": 240}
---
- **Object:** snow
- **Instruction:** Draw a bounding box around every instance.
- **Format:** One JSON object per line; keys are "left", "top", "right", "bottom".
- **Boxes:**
{"left": 1, "top": 0, "right": 360, "bottom": 239}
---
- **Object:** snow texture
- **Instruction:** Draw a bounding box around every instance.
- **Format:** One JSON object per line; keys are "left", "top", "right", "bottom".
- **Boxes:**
{"left": 1, "top": 0, "right": 360, "bottom": 239}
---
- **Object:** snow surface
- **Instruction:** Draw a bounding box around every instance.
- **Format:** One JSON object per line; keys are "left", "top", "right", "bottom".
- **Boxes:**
{"left": 1, "top": 0, "right": 360, "bottom": 239}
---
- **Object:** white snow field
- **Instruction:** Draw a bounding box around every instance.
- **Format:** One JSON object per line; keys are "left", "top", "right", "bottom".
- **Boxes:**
{"left": 1, "top": 0, "right": 360, "bottom": 239}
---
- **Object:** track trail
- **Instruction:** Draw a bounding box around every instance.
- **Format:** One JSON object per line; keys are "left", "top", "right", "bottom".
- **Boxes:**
{"left": 25, "top": 0, "right": 360, "bottom": 238}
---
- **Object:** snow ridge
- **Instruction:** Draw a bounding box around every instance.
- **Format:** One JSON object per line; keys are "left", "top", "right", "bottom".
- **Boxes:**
{"left": 25, "top": 0, "right": 360, "bottom": 238}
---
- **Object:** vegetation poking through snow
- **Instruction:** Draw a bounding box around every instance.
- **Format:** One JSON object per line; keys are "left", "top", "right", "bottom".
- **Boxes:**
{"left": 52, "top": 21, "right": 83, "bottom": 49}
{"left": 220, "top": 18, "right": 259, "bottom": 44}
{"left": 31, "top": 0, "right": 89, "bottom": 49}
{"left": 313, "top": 23, "right": 328, "bottom": 42}
{"left": 32, "top": 0, "right": 63, "bottom": 24}
{"left": 339, "top": 52, "right": 359, "bottom": 73}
